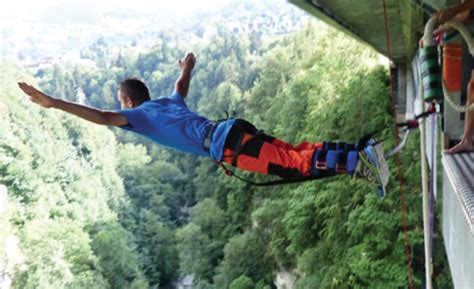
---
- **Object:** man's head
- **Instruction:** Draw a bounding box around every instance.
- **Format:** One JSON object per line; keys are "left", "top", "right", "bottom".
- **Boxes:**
{"left": 118, "top": 78, "right": 150, "bottom": 109}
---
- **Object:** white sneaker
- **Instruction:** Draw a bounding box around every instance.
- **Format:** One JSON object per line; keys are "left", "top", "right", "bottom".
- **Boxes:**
{"left": 355, "top": 140, "right": 390, "bottom": 197}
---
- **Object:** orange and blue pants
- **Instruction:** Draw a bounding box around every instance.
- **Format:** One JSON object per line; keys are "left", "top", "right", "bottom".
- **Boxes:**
{"left": 221, "top": 119, "right": 323, "bottom": 179}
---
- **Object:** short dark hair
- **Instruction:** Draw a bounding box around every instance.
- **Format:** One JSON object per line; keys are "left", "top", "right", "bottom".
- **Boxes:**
{"left": 120, "top": 78, "right": 150, "bottom": 105}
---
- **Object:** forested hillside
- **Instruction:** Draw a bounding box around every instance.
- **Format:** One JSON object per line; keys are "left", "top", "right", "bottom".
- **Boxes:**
{"left": 0, "top": 21, "right": 452, "bottom": 288}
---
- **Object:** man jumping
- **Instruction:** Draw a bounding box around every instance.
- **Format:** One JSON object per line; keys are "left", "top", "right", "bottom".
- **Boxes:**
{"left": 18, "top": 52, "right": 389, "bottom": 196}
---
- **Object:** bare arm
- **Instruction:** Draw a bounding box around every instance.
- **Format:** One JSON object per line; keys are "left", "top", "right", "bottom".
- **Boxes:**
{"left": 439, "top": 0, "right": 474, "bottom": 24}
{"left": 434, "top": 0, "right": 474, "bottom": 35}
{"left": 174, "top": 52, "right": 196, "bottom": 98}
{"left": 18, "top": 82, "right": 128, "bottom": 126}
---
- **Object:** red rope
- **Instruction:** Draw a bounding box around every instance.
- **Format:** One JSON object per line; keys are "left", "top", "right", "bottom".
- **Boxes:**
{"left": 382, "top": 1, "right": 414, "bottom": 288}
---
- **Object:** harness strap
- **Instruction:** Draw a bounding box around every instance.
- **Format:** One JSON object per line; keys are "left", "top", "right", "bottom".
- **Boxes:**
{"left": 203, "top": 121, "right": 220, "bottom": 153}
{"left": 314, "top": 149, "right": 359, "bottom": 175}
{"left": 336, "top": 151, "right": 348, "bottom": 173}
{"left": 218, "top": 162, "right": 336, "bottom": 187}
{"left": 231, "top": 131, "right": 245, "bottom": 167}
{"left": 315, "top": 150, "right": 329, "bottom": 170}
{"left": 323, "top": 141, "right": 338, "bottom": 150}
{"left": 345, "top": 143, "right": 356, "bottom": 151}
{"left": 336, "top": 142, "right": 347, "bottom": 150}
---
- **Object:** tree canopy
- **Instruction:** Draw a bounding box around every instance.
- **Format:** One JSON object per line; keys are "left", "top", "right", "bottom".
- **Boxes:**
{"left": 0, "top": 19, "right": 452, "bottom": 289}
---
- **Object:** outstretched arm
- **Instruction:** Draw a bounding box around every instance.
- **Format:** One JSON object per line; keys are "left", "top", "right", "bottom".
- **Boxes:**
{"left": 174, "top": 52, "right": 196, "bottom": 98}
{"left": 18, "top": 82, "right": 128, "bottom": 126}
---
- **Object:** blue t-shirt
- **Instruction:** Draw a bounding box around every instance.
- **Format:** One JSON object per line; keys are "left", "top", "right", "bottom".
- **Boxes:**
{"left": 117, "top": 92, "right": 235, "bottom": 161}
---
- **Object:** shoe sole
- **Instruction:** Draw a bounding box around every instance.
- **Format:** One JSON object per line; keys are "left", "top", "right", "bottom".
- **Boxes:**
{"left": 364, "top": 143, "right": 390, "bottom": 197}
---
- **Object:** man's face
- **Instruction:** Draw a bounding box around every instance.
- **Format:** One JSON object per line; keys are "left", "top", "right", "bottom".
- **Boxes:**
{"left": 118, "top": 89, "right": 133, "bottom": 109}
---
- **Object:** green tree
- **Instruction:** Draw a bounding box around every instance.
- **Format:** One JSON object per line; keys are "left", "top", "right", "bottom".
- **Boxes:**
{"left": 229, "top": 275, "right": 254, "bottom": 289}
{"left": 13, "top": 219, "right": 108, "bottom": 289}
{"left": 91, "top": 223, "right": 148, "bottom": 289}
{"left": 215, "top": 232, "right": 271, "bottom": 288}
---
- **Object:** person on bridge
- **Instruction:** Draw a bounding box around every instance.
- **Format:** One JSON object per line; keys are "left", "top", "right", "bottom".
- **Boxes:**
{"left": 446, "top": 71, "right": 474, "bottom": 154}
{"left": 433, "top": 0, "right": 474, "bottom": 154}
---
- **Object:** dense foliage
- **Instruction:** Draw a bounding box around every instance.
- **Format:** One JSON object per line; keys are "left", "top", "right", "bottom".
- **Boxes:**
{"left": 0, "top": 21, "right": 452, "bottom": 288}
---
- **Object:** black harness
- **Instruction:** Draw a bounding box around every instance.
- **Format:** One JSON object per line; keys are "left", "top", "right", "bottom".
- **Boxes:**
{"left": 203, "top": 121, "right": 220, "bottom": 153}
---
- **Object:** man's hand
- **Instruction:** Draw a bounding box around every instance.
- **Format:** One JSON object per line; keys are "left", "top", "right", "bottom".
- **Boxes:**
{"left": 175, "top": 53, "right": 196, "bottom": 98}
{"left": 436, "top": 8, "right": 455, "bottom": 26}
{"left": 18, "top": 82, "right": 56, "bottom": 108}
{"left": 18, "top": 81, "right": 128, "bottom": 126}
{"left": 178, "top": 52, "right": 196, "bottom": 73}
{"left": 435, "top": 1, "right": 474, "bottom": 27}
